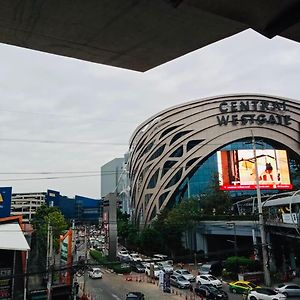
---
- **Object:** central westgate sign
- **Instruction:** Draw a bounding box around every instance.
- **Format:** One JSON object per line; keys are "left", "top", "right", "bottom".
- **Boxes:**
{"left": 217, "top": 100, "right": 292, "bottom": 126}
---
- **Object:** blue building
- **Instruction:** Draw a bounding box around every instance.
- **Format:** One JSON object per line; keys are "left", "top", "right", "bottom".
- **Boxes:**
{"left": 46, "top": 190, "right": 102, "bottom": 224}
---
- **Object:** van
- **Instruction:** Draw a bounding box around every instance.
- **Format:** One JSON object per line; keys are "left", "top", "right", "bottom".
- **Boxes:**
{"left": 198, "top": 262, "right": 223, "bottom": 277}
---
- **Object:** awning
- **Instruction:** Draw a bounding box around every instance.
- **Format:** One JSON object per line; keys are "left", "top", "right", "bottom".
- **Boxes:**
{"left": 0, "top": 223, "right": 30, "bottom": 251}
{"left": 263, "top": 194, "right": 300, "bottom": 207}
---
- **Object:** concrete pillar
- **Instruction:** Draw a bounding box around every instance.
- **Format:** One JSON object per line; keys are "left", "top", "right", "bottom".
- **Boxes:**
{"left": 195, "top": 230, "right": 208, "bottom": 256}
{"left": 266, "top": 232, "right": 276, "bottom": 272}
{"left": 290, "top": 249, "right": 296, "bottom": 270}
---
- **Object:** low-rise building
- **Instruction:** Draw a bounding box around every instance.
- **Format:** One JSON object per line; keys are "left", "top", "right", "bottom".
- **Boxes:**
{"left": 11, "top": 192, "right": 46, "bottom": 223}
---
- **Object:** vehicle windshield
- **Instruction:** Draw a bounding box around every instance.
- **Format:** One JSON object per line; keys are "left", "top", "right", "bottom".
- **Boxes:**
{"left": 182, "top": 270, "right": 190, "bottom": 275}
{"left": 200, "top": 266, "right": 210, "bottom": 272}
{"left": 208, "top": 275, "right": 217, "bottom": 280}
{"left": 209, "top": 286, "right": 218, "bottom": 292}
{"left": 248, "top": 282, "right": 257, "bottom": 288}
{"left": 178, "top": 276, "right": 187, "bottom": 281}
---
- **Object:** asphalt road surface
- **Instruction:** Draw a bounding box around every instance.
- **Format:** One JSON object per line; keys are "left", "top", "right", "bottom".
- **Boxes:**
{"left": 77, "top": 269, "right": 244, "bottom": 300}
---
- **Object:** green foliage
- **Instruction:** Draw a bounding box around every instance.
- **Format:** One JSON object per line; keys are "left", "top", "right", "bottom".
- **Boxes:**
{"left": 90, "top": 250, "right": 131, "bottom": 274}
{"left": 139, "top": 227, "right": 163, "bottom": 253}
{"left": 199, "top": 173, "right": 232, "bottom": 215}
{"left": 117, "top": 210, "right": 141, "bottom": 250}
{"left": 31, "top": 205, "right": 68, "bottom": 255}
{"left": 166, "top": 198, "right": 201, "bottom": 229}
{"left": 224, "top": 256, "right": 261, "bottom": 274}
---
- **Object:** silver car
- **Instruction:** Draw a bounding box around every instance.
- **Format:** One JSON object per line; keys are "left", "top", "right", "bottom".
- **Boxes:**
{"left": 275, "top": 284, "right": 300, "bottom": 297}
{"left": 173, "top": 269, "right": 195, "bottom": 282}
{"left": 170, "top": 274, "right": 191, "bottom": 289}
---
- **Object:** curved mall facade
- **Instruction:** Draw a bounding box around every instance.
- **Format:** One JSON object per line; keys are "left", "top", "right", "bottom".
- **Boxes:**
{"left": 128, "top": 94, "right": 300, "bottom": 226}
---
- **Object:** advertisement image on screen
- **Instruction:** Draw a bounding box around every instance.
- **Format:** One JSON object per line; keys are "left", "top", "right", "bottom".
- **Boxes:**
{"left": 217, "top": 149, "right": 292, "bottom": 190}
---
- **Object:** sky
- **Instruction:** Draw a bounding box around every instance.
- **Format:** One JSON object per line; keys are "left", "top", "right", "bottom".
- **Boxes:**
{"left": 0, "top": 29, "right": 299, "bottom": 199}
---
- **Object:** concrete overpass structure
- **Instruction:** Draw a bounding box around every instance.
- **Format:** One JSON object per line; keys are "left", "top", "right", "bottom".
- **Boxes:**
{"left": 0, "top": 1, "right": 300, "bottom": 71}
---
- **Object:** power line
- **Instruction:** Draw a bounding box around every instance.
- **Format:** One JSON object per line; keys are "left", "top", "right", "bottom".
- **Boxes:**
{"left": 0, "top": 137, "right": 127, "bottom": 145}
{"left": 0, "top": 174, "right": 100, "bottom": 181}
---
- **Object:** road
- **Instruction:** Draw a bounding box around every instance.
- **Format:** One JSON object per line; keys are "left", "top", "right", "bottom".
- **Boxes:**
{"left": 77, "top": 269, "right": 244, "bottom": 300}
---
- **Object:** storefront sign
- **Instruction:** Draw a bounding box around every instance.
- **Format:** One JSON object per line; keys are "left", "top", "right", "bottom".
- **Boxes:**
{"left": 217, "top": 100, "right": 292, "bottom": 126}
{"left": 0, "top": 268, "right": 12, "bottom": 300}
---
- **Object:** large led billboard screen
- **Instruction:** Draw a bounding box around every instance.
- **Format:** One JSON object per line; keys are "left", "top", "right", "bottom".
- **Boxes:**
{"left": 217, "top": 149, "right": 292, "bottom": 190}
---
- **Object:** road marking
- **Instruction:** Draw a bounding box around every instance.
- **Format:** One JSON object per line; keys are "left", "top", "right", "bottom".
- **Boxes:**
{"left": 111, "top": 294, "right": 121, "bottom": 300}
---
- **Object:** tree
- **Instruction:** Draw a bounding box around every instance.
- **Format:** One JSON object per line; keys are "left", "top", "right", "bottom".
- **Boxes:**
{"left": 200, "top": 173, "right": 232, "bottom": 215}
{"left": 117, "top": 209, "right": 140, "bottom": 249}
{"left": 139, "top": 227, "right": 163, "bottom": 253}
{"left": 31, "top": 205, "right": 68, "bottom": 256}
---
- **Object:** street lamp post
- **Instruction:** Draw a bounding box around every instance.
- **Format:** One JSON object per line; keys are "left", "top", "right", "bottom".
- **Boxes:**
{"left": 251, "top": 131, "right": 271, "bottom": 286}
{"left": 227, "top": 222, "right": 237, "bottom": 257}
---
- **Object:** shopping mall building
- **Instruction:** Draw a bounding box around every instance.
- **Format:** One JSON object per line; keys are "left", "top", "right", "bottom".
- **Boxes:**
{"left": 128, "top": 94, "right": 300, "bottom": 227}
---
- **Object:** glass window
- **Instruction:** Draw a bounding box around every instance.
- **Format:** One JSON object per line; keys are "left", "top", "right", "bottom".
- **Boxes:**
{"left": 160, "top": 125, "right": 182, "bottom": 139}
{"left": 147, "top": 170, "right": 159, "bottom": 189}
{"left": 147, "top": 144, "right": 166, "bottom": 162}
{"left": 187, "top": 140, "right": 204, "bottom": 152}
{"left": 170, "top": 146, "right": 183, "bottom": 157}
{"left": 170, "top": 130, "right": 192, "bottom": 145}
{"left": 166, "top": 168, "right": 183, "bottom": 188}
{"left": 161, "top": 160, "right": 177, "bottom": 177}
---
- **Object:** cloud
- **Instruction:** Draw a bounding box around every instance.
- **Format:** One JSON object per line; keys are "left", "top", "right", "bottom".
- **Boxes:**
{"left": 0, "top": 29, "right": 299, "bottom": 197}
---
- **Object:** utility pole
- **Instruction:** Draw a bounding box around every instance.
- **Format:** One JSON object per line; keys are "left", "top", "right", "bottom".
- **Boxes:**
{"left": 47, "top": 224, "right": 53, "bottom": 300}
{"left": 252, "top": 131, "right": 271, "bottom": 286}
{"left": 72, "top": 220, "right": 77, "bottom": 300}
{"left": 227, "top": 222, "right": 237, "bottom": 256}
{"left": 82, "top": 225, "right": 88, "bottom": 298}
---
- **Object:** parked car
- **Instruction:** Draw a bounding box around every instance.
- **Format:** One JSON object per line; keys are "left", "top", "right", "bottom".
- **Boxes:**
{"left": 130, "top": 262, "right": 146, "bottom": 273}
{"left": 170, "top": 274, "right": 191, "bottom": 289}
{"left": 153, "top": 254, "right": 168, "bottom": 261}
{"left": 88, "top": 268, "right": 103, "bottom": 279}
{"left": 126, "top": 292, "right": 145, "bottom": 300}
{"left": 198, "top": 262, "right": 223, "bottom": 277}
{"left": 117, "top": 250, "right": 130, "bottom": 261}
{"left": 173, "top": 269, "right": 195, "bottom": 281}
{"left": 248, "top": 288, "right": 286, "bottom": 300}
{"left": 157, "top": 261, "right": 173, "bottom": 273}
{"left": 194, "top": 284, "right": 228, "bottom": 300}
{"left": 228, "top": 280, "right": 259, "bottom": 294}
{"left": 145, "top": 263, "right": 160, "bottom": 278}
{"left": 196, "top": 274, "right": 222, "bottom": 288}
{"left": 275, "top": 283, "right": 300, "bottom": 297}
{"left": 129, "top": 253, "right": 142, "bottom": 262}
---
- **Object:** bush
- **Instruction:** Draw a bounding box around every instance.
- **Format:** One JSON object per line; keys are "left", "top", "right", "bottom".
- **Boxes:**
{"left": 89, "top": 249, "right": 131, "bottom": 274}
{"left": 224, "top": 256, "right": 261, "bottom": 274}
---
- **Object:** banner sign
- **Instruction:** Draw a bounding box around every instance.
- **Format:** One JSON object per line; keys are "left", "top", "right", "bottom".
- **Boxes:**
{"left": 0, "top": 187, "right": 12, "bottom": 218}
{"left": 60, "top": 230, "right": 72, "bottom": 285}
{"left": 217, "top": 100, "right": 292, "bottom": 127}
{"left": 0, "top": 268, "right": 12, "bottom": 300}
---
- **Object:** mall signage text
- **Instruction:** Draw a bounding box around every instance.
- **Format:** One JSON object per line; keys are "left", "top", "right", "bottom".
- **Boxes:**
{"left": 217, "top": 100, "right": 291, "bottom": 126}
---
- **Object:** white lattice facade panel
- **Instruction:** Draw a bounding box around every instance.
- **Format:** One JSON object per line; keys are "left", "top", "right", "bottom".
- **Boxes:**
{"left": 128, "top": 94, "right": 300, "bottom": 226}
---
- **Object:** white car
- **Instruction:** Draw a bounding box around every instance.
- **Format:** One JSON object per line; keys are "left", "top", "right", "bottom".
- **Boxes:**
{"left": 117, "top": 250, "right": 130, "bottom": 261}
{"left": 88, "top": 267, "right": 103, "bottom": 279}
{"left": 196, "top": 274, "right": 222, "bottom": 288}
{"left": 248, "top": 288, "right": 286, "bottom": 300}
{"left": 173, "top": 269, "right": 195, "bottom": 282}
{"left": 275, "top": 283, "right": 300, "bottom": 297}
{"left": 129, "top": 253, "right": 142, "bottom": 262}
{"left": 145, "top": 263, "right": 160, "bottom": 279}
{"left": 157, "top": 261, "right": 173, "bottom": 273}
{"left": 153, "top": 254, "right": 168, "bottom": 261}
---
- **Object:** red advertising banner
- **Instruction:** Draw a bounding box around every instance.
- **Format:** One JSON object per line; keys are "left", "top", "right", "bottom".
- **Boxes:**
{"left": 59, "top": 229, "right": 73, "bottom": 285}
{"left": 217, "top": 149, "right": 293, "bottom": 191}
